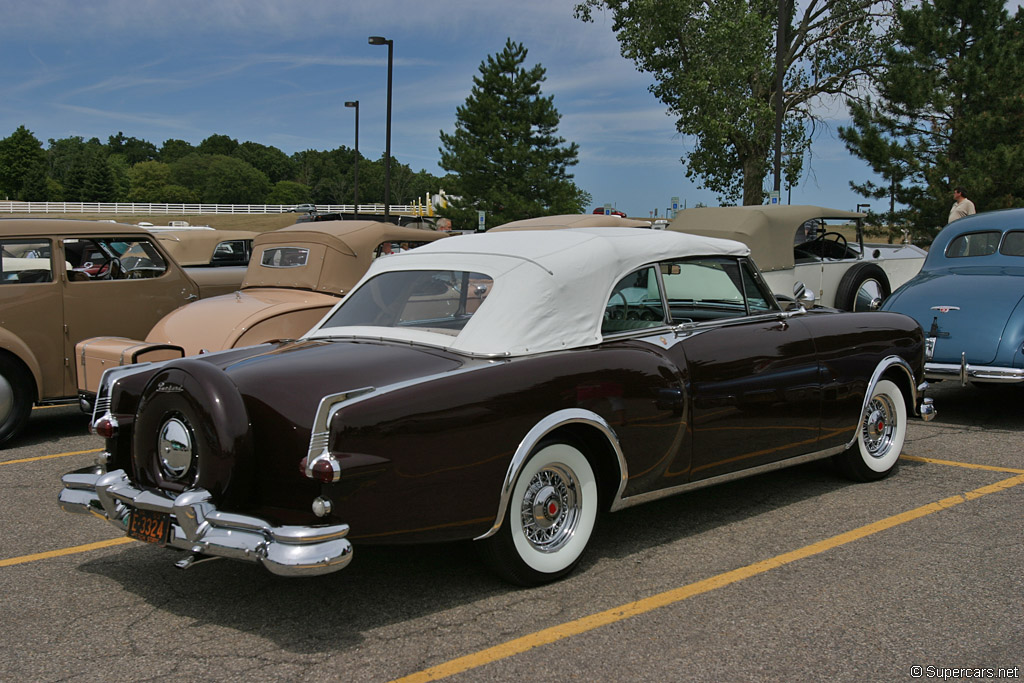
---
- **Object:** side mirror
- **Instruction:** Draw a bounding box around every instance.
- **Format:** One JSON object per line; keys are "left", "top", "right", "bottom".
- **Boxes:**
{"left": 792, "top": 282, "right": 816, "bottom": 310}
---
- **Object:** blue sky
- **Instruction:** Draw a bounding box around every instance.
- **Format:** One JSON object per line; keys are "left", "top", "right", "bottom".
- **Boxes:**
{"left": 1, "top": 0, "right": 890, "bottom": 217}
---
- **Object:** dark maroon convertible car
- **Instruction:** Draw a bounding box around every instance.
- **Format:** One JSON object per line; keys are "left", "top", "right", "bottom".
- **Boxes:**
{"left": 60, "top": 227, "right": 935, "bottom": 585}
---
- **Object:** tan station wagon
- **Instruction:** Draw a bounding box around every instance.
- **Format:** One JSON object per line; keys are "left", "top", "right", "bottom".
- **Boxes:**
{"left": 75, "top": 221, "right": 450, "bottom": 398}
{"left": 0, "top": 219, "right": 247, "bottom": 444}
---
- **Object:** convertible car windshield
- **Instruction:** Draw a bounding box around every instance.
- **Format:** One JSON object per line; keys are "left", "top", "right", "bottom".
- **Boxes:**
{"left": 322, "top": 269, "right": 493, "bottom": 334}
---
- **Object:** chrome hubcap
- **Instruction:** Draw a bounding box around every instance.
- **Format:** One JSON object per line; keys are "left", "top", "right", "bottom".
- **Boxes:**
{"left": 158, "top": 417, "right": 194, "bottom": 479}
{"left": 520, "top": 464, "right": 580, "bottom": 553}
{"left": 862, "top": 396, "right": 896, "bottom": 458}
{"left": 855, "top": 279, "right": 885, "bottom": 311}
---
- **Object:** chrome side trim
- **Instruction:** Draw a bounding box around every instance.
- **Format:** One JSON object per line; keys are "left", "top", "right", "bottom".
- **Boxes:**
{"left": 305, "top": 387, "right": 375, "bottom": 463}
{"left": 610, "top": 446, "right": 846, "bottom": 511}
{"left": 474, "top": 409, "right": 626, "bottom": 541}
{"left": 925, "top": 361, "right": 1024, "bottom": 385}
{"left": 58, "top": 467, "right": 353, "bottom": 577}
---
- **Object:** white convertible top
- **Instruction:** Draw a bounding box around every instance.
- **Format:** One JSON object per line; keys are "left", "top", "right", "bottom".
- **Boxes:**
{"left": 308, "top": 227, "right": 749, "bottom": 356}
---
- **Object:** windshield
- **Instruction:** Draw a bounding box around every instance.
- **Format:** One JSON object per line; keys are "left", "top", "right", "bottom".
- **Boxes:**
{"left": 321, "top": 270, "right": 493, "bottom": 335}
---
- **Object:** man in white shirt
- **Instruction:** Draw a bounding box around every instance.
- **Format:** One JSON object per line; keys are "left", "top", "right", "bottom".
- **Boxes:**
{"left": 948, "top": 187, "right": 976, "bottom": 223}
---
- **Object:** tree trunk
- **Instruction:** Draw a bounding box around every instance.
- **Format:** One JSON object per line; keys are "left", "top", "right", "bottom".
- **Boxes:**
{"left": 742, "top": 157, "right": 766, "bottom": 206}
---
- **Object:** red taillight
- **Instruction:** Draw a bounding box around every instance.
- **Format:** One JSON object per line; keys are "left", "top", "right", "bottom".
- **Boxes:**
{"left": 300, "top": 454, "right": 341, "bottom": 483}
{"left": 93, "top": 415, "right": 118, "bottom": 439}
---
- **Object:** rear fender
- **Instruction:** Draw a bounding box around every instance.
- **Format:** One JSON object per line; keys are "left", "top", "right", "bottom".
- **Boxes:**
{"left": 0, "top": 328, "right": 42, "bottom": 398}
{"left": 475, "top": 408, "right": 625, "bottom": 541}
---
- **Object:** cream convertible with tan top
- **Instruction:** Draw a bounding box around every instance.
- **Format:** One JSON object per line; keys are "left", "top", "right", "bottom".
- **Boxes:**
{"left": 76, "top": 221, "right": 448, "bottom": 400}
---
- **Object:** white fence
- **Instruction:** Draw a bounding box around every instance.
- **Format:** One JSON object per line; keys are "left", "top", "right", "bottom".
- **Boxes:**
{"left": 0, "top": 201, "right": 429, "bottom": 216}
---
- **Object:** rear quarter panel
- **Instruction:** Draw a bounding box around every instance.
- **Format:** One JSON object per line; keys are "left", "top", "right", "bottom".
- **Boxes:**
{"left": 302, "top": 344, "right": 688, "bottom": 544}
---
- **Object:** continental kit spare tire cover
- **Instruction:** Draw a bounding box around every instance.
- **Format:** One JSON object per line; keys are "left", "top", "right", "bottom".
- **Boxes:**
{"left": 132, "top": 358, "right": 253, "bottom": 507}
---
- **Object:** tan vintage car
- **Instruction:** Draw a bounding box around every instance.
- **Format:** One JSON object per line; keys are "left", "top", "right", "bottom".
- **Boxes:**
{"left": 0, "top": 219, "right": 246, "bottom": 444}
{"left": 75, "top": 221, "right": 449, "bottom": 398}
{"left": 668, "top": 205, "right": 928, "bottom": 311}
{"left": 151, "top": 228, "right": 257, "bottom": 268}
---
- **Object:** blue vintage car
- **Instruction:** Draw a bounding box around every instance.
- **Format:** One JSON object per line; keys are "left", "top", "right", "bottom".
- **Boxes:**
{"left": 881, "top": 209, "right": 1024, "bottom": 385}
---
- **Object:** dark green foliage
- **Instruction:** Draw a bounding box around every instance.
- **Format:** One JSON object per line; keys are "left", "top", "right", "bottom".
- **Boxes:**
{"left": 2, "top": 126, "right": 447, "bottom": 206}
{"left": 160, "top": 139, "right": 195, "bottom": 164}
{"left": 439, "top": 39, "right": 590, "bottom": 229}
{"left": 0, "top": 126, "right": 48, "bottom": 200}
{"left": 841, "top": 0, "right": 1024, "bottom": 241}
{"left": 108, "top": 132, "right": 158, "bottom": 165}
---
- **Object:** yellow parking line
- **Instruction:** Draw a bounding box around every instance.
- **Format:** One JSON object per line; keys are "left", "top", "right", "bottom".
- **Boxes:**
{"left": 900, "top": 454, "right": 1024, "bottom": 475}
{"left": 392, "top": 472, "right": 1024, "bottom": 683}
{"left": 0, "top": 448, "right": 102, "bottom": 466}
{"left": 0, "top": 537, "right": 134, "bottom": 568}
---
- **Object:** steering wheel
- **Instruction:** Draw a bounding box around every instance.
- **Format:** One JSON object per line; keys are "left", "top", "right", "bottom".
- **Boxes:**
{"left": 814, "top": 231, "right": 849, "bottom": 260}
{"left": 607, "top": 291, "right": 631, "bottom": 320}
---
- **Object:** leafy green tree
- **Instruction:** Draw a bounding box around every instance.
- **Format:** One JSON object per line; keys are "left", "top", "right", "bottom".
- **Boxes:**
{"left": 0, "top": 125, "right": 47, "bottom": 200}
{"left": 439, "top": 39, "right": 589, "bottom": 229}
{"left": 840, "top": 0, "right": 1024, "bottom": 239}
{"left": 160, "top": 139, "right": 195, "bottom": 163}
{"left": 107, "top": 132, "right": 158, "bottom": 165}
{"left": 128, "top": 161, "right": 173, "bottom": 202}
{"left": 198, "top": 134, "right": 239, "bottom": 157}
{"left": 576, "top": 0, "right": 891, "bottom": 205}
{"left": 238, "top": 142, "right": 296, "bottom": 184}
{"left": 170, "top": 153, "right": 214, "bottom": 194}
{"left": 266, "top": 180, "right": 312, "bottom": 205}
{"left": 202, "top": 155, "right": 270, "bottom": 204}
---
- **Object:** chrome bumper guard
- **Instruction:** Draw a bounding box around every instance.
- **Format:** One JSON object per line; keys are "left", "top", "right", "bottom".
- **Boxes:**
{"left": 58, "top": 467, "right": 353, "bottom": 577}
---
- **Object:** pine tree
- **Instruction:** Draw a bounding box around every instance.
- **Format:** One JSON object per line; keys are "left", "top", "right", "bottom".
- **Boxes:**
{"left": 0, "top": 125, "right": 47, "bottom": 200}
{"left": 841, "top": 0, "right": 1024, "bottom": 240}
{"left": 439, "top": 39, "right": 590, "bottom": 229}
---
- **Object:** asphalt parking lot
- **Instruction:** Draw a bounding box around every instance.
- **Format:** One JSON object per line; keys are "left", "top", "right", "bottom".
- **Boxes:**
{"left": 1, "top": 381, "right": 1021, "bottom": 682}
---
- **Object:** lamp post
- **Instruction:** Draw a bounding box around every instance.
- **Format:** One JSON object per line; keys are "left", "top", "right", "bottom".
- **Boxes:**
{"left": 368, "top": 36, "right": 393, "bottom": 222}
{"left": 344, "top": 100, "right": 359, "bottom": 216}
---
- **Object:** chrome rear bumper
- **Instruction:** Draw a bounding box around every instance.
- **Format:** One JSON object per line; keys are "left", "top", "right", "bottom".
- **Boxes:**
{"left": 58, "top": 467, "right": 352, "bottom": 577}
{"left": 926, "top": 357, "right": 1024, "bottom": 386}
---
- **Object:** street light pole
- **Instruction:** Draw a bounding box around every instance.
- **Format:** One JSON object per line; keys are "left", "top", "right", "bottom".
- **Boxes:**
{"left": 368, "top": 36, "right": 393, "bottom": 222}
{"left": 344, "top": 100, "right": 359, "bottom": 216}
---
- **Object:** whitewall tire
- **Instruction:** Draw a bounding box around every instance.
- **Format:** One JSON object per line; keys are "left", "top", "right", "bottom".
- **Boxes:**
{"left": 479, "top": 440, "right": 599, "bottom": 585}
{"left": 835, "top": 379, "right": 907, "bottom": 481}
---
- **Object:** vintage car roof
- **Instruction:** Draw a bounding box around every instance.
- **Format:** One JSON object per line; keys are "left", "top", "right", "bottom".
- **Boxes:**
{"left": 0, "top": 218, "right": 152, "bottom": 237}
{"left": 922, "top": 208, "right": 1024, "bottom": 269}
{"left": 491, "top": 214, "right": 652, "bottom": 231}
{"left": 309, "top": 227, "right": 749, "bottom": 356}
{"left": 154, "top": 229, "right": 257, "bottom": 266}
{"left": 668, "top": 205, "right": 864, "bottom": 272}
{"left": 242, "top": 220, "right": 448, "bottom": 294}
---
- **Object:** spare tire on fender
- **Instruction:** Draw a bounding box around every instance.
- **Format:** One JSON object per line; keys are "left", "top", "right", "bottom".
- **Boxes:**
{"left": 835, "top": 263, "right": 891, "bottom": 312}
{"left": 132, "top": 359, "right": 253, "bottom": 507}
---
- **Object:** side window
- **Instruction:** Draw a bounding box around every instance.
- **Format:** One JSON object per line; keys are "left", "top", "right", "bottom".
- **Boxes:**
{"left": 946, "top": 231, "right": 1000, "bottom": 258}
{"left": 602, "top": 266, "right": 667, "bottom": 335}
{"left": 210, "top": 239, "right": 252, "bottom": 266}
{"left": 64, "top": 237, "right": 167, "bottom": 281}
{"left": 660, "top": 257, "right": 775, "bottom": 321}
{"left": 261, "top": 246, "right": 309, "bottom": 268}
{"left": 740, "top": 260, "right": 776, "bottom": 313}
{"left": 1, "top": 239, "right": 53, "bottom": 284}
{"left": 999, "top": 231, "right": 1024, "bottom": 257}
